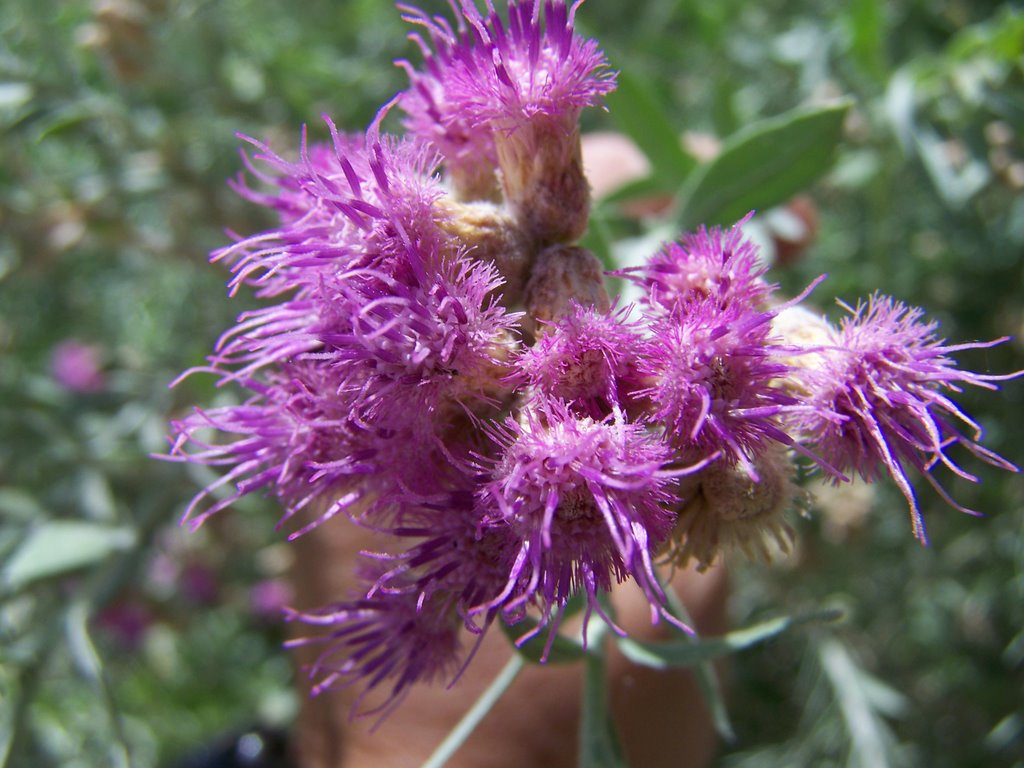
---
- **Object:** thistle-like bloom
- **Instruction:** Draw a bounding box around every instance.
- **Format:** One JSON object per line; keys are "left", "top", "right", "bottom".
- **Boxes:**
{"left": 620, "top": 213, "right": 773, "bottom": 316}
{"left": 476, "top": 400, "right": 706, "bottom": 633}
{"left": 166, "top": 118, "right": 523, "bottom": 537}
{"left": 794, "top": 294, "right": 1022, "bottom": 542}
{"left": 398, "top": 0, "right": 617, "bottom": 240}
{"left": 286, "top": 583, "right": 463, "bottom": 718}
{"left": 163, "top": 0, "right": 1022, "bottom": 722}
{"left": 638, "top": 298, "right": 820, "bottom": 479}
{"left": 513, "top": 301, "right": 648, "bottom": 418}
{"left": 167, "top": 363, "right": 377, "bottom": 535}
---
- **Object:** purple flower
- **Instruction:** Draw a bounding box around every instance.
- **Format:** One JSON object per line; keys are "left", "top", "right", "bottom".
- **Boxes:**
{"left": 398, "top": 0, "right": 616, "bottom": 240}
{"left": 619, "top": 213, "right": 773, "bottom": 316}
{"left": 476, "top": 400, "right": 708, "bottom": 634}
{"left": 399, "top": 0, "right": 615, "bottom": 145}
{"left": 165, "top": 117, "right": 523, "bottom": 537}
{"left": 513, "top": 301, "right": 649, "bottom": 418}
{"left": 795, "top": 294, "right": 1022, "bottom": 542}
{"left": 167, "top": 362, "right": 376, "bottom": 534}
{"left": 286, "top": 583, "right": 462, "bottom": 718}
{"left": 364, "top": 491, "right": 528, "bottom": 632}
{"left": 161, "top": 0, "right": 1024, "bottom": 719}
{"left": 638, "top": 298, "right": 823, "bottom": 479}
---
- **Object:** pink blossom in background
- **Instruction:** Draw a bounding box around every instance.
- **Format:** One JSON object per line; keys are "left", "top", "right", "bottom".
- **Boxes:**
{"left": 50, "top": 339, "right": 105, "bottom": 393}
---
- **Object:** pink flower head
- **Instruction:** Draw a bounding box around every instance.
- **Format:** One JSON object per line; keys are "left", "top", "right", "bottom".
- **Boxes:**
{"left": 51, "top": 340, "right": 105, "bottom": 393}
{"left": 796, "top": 294, "right": 1022, "bottom": 543}
{"left": 286, "top": 584, "right": 462, "bottom": 719}
{"left": 398, "top": 1, "right": 615, "bottom": 239}
{"left": 317, "top": 252, "right": 519, "bottom": 418}
{"left": 513, "top": 301, "right": 648, "bottom": 418}
{"left": 214, "top": 120, "right": 446, "bottom": 303}
{"left": 365, "top": 491, "right": 527, "bottom": 631}
{"left": 621, "top": 213, "right": 774, "bottom": 316}
{"left": 477, "top": 400, "right": 705, "bottom": 635}
{"left": 639, "top": 298, "right": 827, "bottom": 479}
{"left": 399, "top": 0, "right": 616, "bottom": 140}
{"left": 167, "top": 362, "right": 375, "bottom": 535}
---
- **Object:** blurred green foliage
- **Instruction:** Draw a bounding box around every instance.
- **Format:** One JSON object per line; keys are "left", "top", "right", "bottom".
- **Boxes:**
{"left": 1, "top": 0, "right": 1021, "bottom": 766}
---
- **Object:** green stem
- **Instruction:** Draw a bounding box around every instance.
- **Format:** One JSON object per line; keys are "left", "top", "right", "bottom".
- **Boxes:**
{"left": 577, "top": 615, "right": 625, "bottom": 768}
{"left": 422, "top": 653, "right": 526, "bottom": 768}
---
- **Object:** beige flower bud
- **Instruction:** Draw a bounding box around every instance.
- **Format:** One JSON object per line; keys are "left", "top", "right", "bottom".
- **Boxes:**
{"left": 438, "top": 200, "right": 532, "bottom": 308}
{"left": 494, "top": 116, "right": 590, "bottom": 246}
{"left": 523, "top": 245, "right": 610, "bottom": 337}
{"left": 665, "top": 447, "right": 799, "bottom": 572}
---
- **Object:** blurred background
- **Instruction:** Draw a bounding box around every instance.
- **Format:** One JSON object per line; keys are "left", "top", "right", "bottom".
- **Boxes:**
{"left": 0, "top": 0, "right": 1021, "bottom": 766}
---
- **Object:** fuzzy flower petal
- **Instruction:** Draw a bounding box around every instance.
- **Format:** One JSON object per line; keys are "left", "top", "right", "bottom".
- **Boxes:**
{"left": 639, "top": 299, "right": 827, "bottom": 478}
{"left": 399, "top": 0, "right": 615, "bottom": 137}
{"left": 286, "top": 586, "right": 462, "bottom": 720}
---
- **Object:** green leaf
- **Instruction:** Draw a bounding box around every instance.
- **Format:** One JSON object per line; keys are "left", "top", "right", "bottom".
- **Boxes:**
{"left": 844, "top": 0, "right": 887, "bottom": 82}
{"left": 599, "top": 174, "right": 675, "bottom": 207}
{"left": 817, "top": 638, "right": 905, "bottom": 768}
{"left": 501, "top": 615, "right": 587, "bottom": 665}
{"left": 616, "top": 608, "right": 843, "bottom": 670}
{"left": 0, "top": 521, "right": 136, "bottom": 591}
{"left": 662, "top": 582, "right": 734, "bottom": 741}
{"left": 603, "top": 67, "right": 696, "bottom": 185}
{"left": 0, "top": 488, "right": 45, "bottom": 522}
{"left": 674, "top": 100, "right": 853, "bottom": 230}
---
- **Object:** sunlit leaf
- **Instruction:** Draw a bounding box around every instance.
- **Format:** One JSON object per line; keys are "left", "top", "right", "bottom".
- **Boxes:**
{"left": 0, "top": 521, "right": 135, "bottom": 591}
{"left": 674, "top": 100, "right": 852, "bottom": 229}
{"left": 844, "top": 0, "right": 887, "bottom": 82}
{"left": 818, "top": 638, "right": 905, "bottom": 768}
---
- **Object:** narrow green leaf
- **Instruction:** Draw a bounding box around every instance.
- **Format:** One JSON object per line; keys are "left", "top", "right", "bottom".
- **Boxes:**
{"left": 617, "top": 608, "right": 843, "bottom": 670}
{"left": 845, "top": 0, "right": 887, "bottom": 82}
{"left": 674, "top": 100, "right": 853, "bottom": 230}
{"left": 604, "top": 67, "right": 696, "bottom": 184}
{"left": 65, "top": 602, "right": 132, "bottom": 768}
{"left": 1, "top": 521, "right": 136, "bottom": 591}
{"left": 818, "top": 638, "right": 904, "bottom": 768}
{"left": 663, "top": 582, "right": 734, "bottom": 741}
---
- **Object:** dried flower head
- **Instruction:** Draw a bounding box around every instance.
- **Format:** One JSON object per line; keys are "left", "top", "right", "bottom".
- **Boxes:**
{"left": 667, "top": 445, "right": 799, "bottom": 571}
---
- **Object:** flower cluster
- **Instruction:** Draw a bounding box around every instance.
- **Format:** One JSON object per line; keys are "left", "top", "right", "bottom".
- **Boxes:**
{"left": 165, "top": 0, "right": 1021, "bottom": 716}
